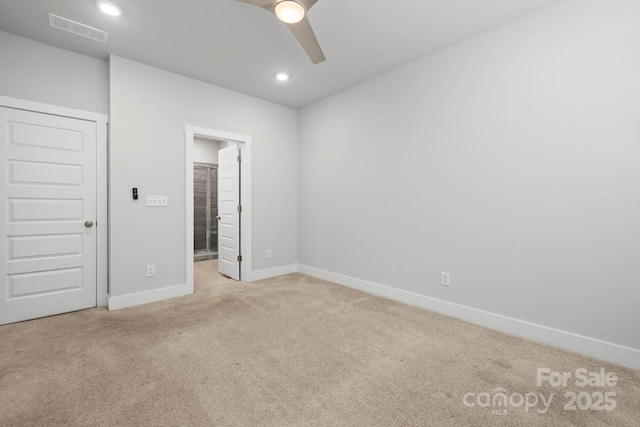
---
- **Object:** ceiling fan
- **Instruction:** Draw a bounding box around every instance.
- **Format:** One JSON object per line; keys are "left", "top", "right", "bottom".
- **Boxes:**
{"left": 236, "top": 0, "right": 326, "bottom": 64}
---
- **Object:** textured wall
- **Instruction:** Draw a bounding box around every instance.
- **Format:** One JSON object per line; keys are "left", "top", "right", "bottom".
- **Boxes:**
{"left": 0, "top": 31, "right": 108, "bottom": 114}
{"left": 299, "top": 0, "right": 640, "bottom": 352}
{"left": 109, "top": 56, "right": 298, "bottom": 297}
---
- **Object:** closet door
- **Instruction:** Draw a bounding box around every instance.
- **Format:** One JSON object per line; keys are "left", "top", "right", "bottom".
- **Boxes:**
{"left": 0, "top": 106, "right": 97, "bottom": 324}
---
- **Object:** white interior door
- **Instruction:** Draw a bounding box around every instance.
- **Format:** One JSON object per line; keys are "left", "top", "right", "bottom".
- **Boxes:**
{"left": 0, "top": 107, "right": 97, "bottom": 325}
{"left": 217, "top": 144, "right": 240, "bottom": 280}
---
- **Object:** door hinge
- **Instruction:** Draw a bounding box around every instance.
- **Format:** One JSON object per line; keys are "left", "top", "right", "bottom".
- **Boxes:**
{"left": 237, "top": 205, "right": 242, "bottom": 212}
{"left": 237, "top": 155, "right": 241, "bottom": 162}
{"left": 237, "top": 255, "right": 242, "bottom": 262}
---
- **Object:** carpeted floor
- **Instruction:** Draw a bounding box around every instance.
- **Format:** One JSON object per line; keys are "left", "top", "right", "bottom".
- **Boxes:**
{"left": 1, "top": 270, "right": 638, "bottom": 426}
{"left": 194, "top": 259, "right": 237, "bottom": 291}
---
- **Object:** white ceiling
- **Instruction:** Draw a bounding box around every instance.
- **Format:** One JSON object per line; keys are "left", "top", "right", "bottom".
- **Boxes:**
{"left": 0, "top": 0, "right": 557, "bottom": 108}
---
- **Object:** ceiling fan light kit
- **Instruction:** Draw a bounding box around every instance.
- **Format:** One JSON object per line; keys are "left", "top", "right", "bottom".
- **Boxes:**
{"left": 236, "top": 0, "right": 326, "bottom": 65}
{"left": 95, "top": 0, "right": 123, "bottom": 17}
{"left": 275, "top": 1, "right": 305, "bottom": 24}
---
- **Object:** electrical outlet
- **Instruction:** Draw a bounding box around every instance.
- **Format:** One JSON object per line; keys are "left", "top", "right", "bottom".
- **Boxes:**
{"left": 441, "top": 272, "right": 450, "bottom": 287}
{"left": 146, "top": 264, "right": 156, "bottom": 278}
{"left": 266, "top": 249, "right": 272, "bottom": 259}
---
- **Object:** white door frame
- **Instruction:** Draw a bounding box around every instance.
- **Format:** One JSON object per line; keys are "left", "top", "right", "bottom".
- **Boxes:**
{"left": 0, "top": 95, "right": 109, "bottom": 307}
{"left": 185, "top": 125, "right": 252, "bottom": 291}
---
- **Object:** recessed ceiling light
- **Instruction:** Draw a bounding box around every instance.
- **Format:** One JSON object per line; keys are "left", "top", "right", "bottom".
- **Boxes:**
{"left": 275, "top": 1, "right": 305, "bottom": 24}
{"left": 274, "top": 72, "right": 291, "bottom": 82}
{"left": 96, "top": 0, "right": 123, "bottom": 17}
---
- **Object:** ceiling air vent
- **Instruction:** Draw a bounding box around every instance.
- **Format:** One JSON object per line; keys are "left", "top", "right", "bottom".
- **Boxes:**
{"left": 48, "top": 13, "right": 109, "bottom": 44}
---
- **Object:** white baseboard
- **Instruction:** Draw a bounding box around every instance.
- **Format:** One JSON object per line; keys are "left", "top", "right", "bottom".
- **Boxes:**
{"left": 298, "top": 264, "right": 640, "bottom": 371}
{"left": 107, "top": 283, "right": 191, "bottom": 311}
{"left": 250, "top": 264, "right": 298, "bottom": 281}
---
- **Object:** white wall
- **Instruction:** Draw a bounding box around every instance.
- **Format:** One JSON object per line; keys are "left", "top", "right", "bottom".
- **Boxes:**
{"left": 109, "top": 56, "right": 297, "bottom": 299}
{"left": 298, "top": 0, "right": 640, "bottom": 366}
{"left": 0, "top": 31, "right": 108, "bottom": 114}
{"left": 194, "top": 137, "right": 220, "bottom": 164}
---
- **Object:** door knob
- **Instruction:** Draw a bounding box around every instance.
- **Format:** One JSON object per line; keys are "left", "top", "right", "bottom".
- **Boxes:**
{"left": 84, "top": 221, "right": 94, "bottom": 228}
{"left": 216, "top": 215, "right": 221, "bottom": 221}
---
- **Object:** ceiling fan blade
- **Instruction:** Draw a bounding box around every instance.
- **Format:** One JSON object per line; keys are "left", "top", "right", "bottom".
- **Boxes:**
{"left": 286, "top": 17, "right": 326, "bottom": 64}
{"left": 235, "top": 0, "right": 274, "bottom": 7}
{"left": 297, "top": 0, "right": 320, "bottom": 11}
{"left": 236, "top": 0, "right": 326, "bottom": 64}
{"left": 236, "top": 0, "right": 319, "bottom": 10}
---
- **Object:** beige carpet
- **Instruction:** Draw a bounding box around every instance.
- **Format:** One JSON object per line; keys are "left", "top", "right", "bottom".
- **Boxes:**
{"left": 1, "top": 272, "right": 638, "bottom": 426}
{"left": 194, "top": 259, "right": 237, "bottom": 291}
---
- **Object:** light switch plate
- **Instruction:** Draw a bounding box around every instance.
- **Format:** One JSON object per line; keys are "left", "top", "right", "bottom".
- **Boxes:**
{"left": 147, "top": 195, "right": 168, "bottom": 207}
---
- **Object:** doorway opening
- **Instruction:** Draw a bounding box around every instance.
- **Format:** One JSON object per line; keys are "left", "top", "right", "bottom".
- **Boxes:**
{"left": 185, "top": 125, "right": 253, "bottom": 294}
{"left": 193, "top": 137, "right": 220, "bottom": 262}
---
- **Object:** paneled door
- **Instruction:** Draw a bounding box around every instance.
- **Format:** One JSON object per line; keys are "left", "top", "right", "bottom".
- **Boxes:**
{"left": 217, "top": 144, "right": 240, "bottom": 280}
{"left": 0, "top": 106, "right": 97, "bottom": 325}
